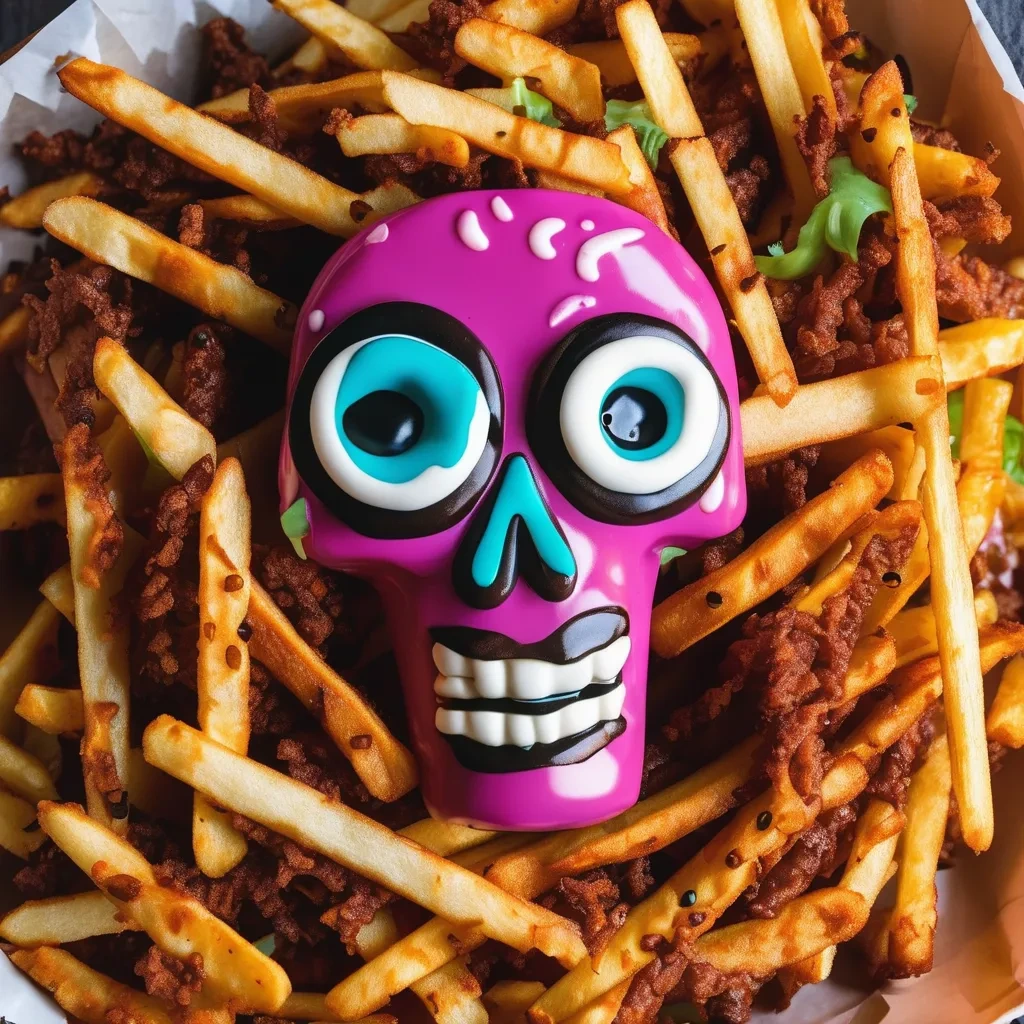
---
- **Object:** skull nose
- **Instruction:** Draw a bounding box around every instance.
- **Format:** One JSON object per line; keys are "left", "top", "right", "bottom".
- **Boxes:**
{"left": 452, "top": 454, "right": 578, "bottom": 610}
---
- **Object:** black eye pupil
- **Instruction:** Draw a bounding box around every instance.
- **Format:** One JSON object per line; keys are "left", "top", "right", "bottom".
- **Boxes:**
{"left": 343, "top": 389, "right": 424, "bottom": 457}
{"left": 600, "top": 387, "right": 667, "bottom": 451}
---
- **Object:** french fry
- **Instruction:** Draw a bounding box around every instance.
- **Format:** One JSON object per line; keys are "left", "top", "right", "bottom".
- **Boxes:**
{"left": 378, "top": 72, "right": 631, "bottom": 194}
{"left": 455, "top": 19, "right": 603, "bottom": 123}
{"left": 15, "top": 684, "right": 85, "bottom": 735}
{"left": 888, "top": 591, "right": 998, "bottom": 669}
{"left": 0, "top": 733, "right": 58, "bottom": 803}
{"left": 271, "top": 0, "right": 418, "bottom": 71}
{"left": 0, "top": 304, "right": 31, "bottom": 353}
{"left": 128, "top": 745, "right": 191, "bottom": 823}
{"left": 615, "top": 0, "right": 797, "bottom": 407}
{"left": 194, "top": 458, "right": 252, "bottom": 877}
{"left": 0, "top": 473, "right": 65, "bottom": 530}
{"left": 276, "top": 34, "right": 333, "bottom": 75}
{"left": 376, "top": 0, "right": 432, "bottom": 31}
{"left": 957, "top": 378, "right": 1011, "bottom": 555}
{"left": 652, "top": 449, "right": 894, "bottom": 658}
{"left": 38, "top": 800, "right": 291, "bottom": 1011}
{"left": 734, "top": 0, "right": 815, "bottom": 217}
{"left": 93, "top": 336, "right": 216, "bottom": 482}
{"left": 817, "top": 426, "right": 917, "bottom": 501}
{"left": 481, "top": 0, "right": 578, "bottom": 35}
{"left": 58, "top": 59, "right": 369, "bottom": 237}
{"left": 10, "top": 947, "right": 176, "bottom": 1024}
{"left": 413, "top": 958, "right": 488, "bottom": 1024}
{"left": 397, "top": 817, "right": 498, "bottom": 858}
{"left": 567, "top": 35, "right": 701, "bottom": 89}
{"left": 914, "top": 143, "right": 1001, "bottom": 201}
{"left": 45, "top": 199, "right": 295, "bottom": 352}
{"left": 237, "top": 990, "right": 397, "bottom": 1023}
{"left": 337, "top": 113, "right": 471, "bottom": 168}
{"left": 941, "top": 318, "right": 1024, "bottom": 389}
{"left": 486, "top": 981, "right": 548, "bottom": 1023}
{"left": 987, "top": 654, "right": 1024, "bottom": 747}
{"left": 0, "top": 599, "right": 61, "bottom": 738}
{"left": 741, "top": 357, "right": 944, "bottom": 465}
{"left": 0, "top": 171, "right": 104, "bottom": 229}
{"left": 199, "top": 193, "right": 298, "bottom": 229}
{"left": 606, "top": 125, "right": 672, "bottom": 235}
{"left": 248, "top": 581, "right": 418, "bottom": 801}
{"left": 0, "top": 789, "right": 47, "bottom": 858}
{"left": 849, "top": 62, "right": 910, "bottom": 187}
{"left": 143, "top": 716, "right": 587, "bottom": 967}
{"left": 0, "top": 890, "right": 140, "bottom": 946}
{"left": 775, "top": 0, "right": 835, "bottom": 118}
{"left": 360, "top": 180, "right": 423, "bottom": 215}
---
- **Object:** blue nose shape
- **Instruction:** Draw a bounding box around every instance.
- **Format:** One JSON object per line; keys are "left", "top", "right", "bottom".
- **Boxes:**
{"left": 452, "top": 454, "right": 578, "bottom": 609}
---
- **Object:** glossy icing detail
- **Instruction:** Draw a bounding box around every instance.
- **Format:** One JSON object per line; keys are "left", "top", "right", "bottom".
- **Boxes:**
{"left": 529, "top": 217, "right": 567, "bottom": 259}
{"left": 281, "top": 190, "right": 745, "bottom": 829}
{"left": 457, "top": 209, "right": 489, "bottom": 251}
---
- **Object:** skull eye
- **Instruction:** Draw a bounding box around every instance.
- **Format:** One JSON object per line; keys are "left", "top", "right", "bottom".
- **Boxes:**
{"left": 529, "top": 313, "right": 730, "bottom": 525}
{"left": 289, "top": 302, "right": 503, "bottom": 539}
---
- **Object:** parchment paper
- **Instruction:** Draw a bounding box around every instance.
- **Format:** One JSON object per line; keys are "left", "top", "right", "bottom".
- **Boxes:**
{"left": 0, "top": 0, "right": 1023, "bottom": 1021}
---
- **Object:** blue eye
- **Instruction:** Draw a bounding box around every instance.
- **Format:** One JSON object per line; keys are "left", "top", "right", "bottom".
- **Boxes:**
{"left": 600, "top": 367, "right": 684, "bottom": 461}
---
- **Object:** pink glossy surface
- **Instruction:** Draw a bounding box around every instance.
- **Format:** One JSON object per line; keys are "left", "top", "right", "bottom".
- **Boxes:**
{"left": 281, "top": 190, "right": 745, "bottom": 830}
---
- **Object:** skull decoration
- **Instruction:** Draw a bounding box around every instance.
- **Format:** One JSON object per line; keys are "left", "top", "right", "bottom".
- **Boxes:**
{"left": 280, "top": 189, "right": 745, "bottom": 831}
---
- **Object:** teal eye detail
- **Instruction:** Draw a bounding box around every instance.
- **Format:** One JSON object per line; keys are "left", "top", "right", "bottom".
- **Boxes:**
{"left": 600, "top": 367, "right": 685, "bottom": 463}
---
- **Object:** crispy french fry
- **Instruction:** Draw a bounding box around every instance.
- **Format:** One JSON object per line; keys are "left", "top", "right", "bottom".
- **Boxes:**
{"left": 615, "top": 0, "right": 796, "bottom": 407}
{"left": 143, "top": 716, "right": 586, "bottom": 967}
{"left": 987, "top": 654, "right": 1024, "bottom": 747}
{"left": 376, "top": 0, "right": 431, "bottom": 31}
{"left": 652, "top": 449, "right": 893, "bottom": 658}
{"left": 606, "top": 125, "right": 672, "bottom": 234}
{"left": 0, "top": 599, "right": 60, "bottom": 737}
{"left": 248, "top": 581, "right": 417, "bottom": 801}
{"left": 0, "top": 473, "right": 65, "bottom": 530}
{"left": 38, "top": 800, "right": 291, "bottom": 1011}
{"left": 194, "top": 458, "right": 252, "bottom": 877}
{"left": 277, "top": 34, "right": 333, "bottom": 75}
{"left": 817, "top": 426, "right": 917, "bottom": 501}
{"left": 941, "top": 318, "right": 1024, "bottom": 389}
{"left": 561, "top": 983, "right": 629, "bottom": 1024}
{"left": 0, "top": 789, "right": 47, "bottom": 858}
{"left": 398, "top": 817, "right": 498, "bottom": 858}
{"left": 734, "top": 0, "right": 815, "bottom": 218}
{"left": 0, "top": 732, "right": 58, "bottom": 803}
{"left": 337, "top": 113, "right": 470, "bottom": 167}
{"left": 45, "top": 199, "right": 295, "bottom": 351}
{"left": 199, "top": 193, "right": 298, "bottom": 228}
{"left": 487, "top": 981, "right": 548, "bottom": 1022}
{"left": 256, "top": 990, "right": 397, "bottom": 1022}
{"left": 272, "top": 0, "right": 418, "bottom": 71}
{"left": 889, "top": 591, "right": 998, "bottom": 669}
{"left": 413, "top": 958, "right": 488, "bottom": 1024}
{"left": 481, "top": 0, "right": 578, "bottom": 35}
{"left": 37, "top": 564, "right": 75, "bottom": 623}
{"left": 0, "top": 890, "right": 139, "bottom": 946}
{"left": 128, "top": 745, "right": 191, "bottom": 823}
{"left": 957, "top": 378, "right": 1011, "bottom": 555}
{"left": 345, "top": 0, "right": 409, "bottom": 24}
{"left": 455, "top": 19, "right": 603, "bottom": 122}
{"left": 741, "top": 357, "right": 944, "bottom": 465}
{"left": 567, "top": 35, "right": 700, "bottom": 89}
{"left": 0, "top": 304, "right": 31, "bottom": 353}
{"left": 775, "top": 0, "right": 835, "bottom": 118}
{"left": 0, "top": 171, "right": 104, "bottom": 229}
{"left": 379, "top": 72, "right": 631, "bottom": 194}
{"left": 93, "top": 337, "right": 216, "bottom": 482}
{"left": 15, "top": 684, "right": 84, "bottom": 735}
{"left": 914, "top": 143, "right": 1000, "bottom": 200}
{"left": 360, "top": 180, "right": 423, "bottom": 215}
{"left": 11, "top": 947, "right": 175, "bottom": 1024}
{"left": 849, "top": 62, "right": 910, "bottom": 187}
{"left": 59, "top": 59, "right": 368, "bottom": 236}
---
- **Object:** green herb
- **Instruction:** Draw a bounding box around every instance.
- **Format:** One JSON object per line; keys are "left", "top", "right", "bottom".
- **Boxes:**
{"left": 604, "top": 99, "right": 669, "bottom": 170}
{"left": 659, "top": 545, "right": 688, "bottom": 569}
{"left": 755, "top": 156, "right": 892, "bottom": 280}
{"left": 510, "top": 77, "right": 561, "bottom": 127}
{"left": 904, "top": 93, "right": 919, "bottom": 114}
{"left": 947, "top": 390, "right": 1024, "bottom": 484}
{"left": 253, "top": 933, "right": 276, "bottom": 957}
{"left": 280, "top": 497, "right": 310, "bottom": 560}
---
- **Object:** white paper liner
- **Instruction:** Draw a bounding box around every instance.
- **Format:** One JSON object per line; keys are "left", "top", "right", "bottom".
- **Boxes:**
{"left": 0, "top": 1, "right": 1022, "bottom": 1022}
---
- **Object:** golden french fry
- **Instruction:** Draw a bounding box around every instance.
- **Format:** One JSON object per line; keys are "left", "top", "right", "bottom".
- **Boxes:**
{"left": 379, "top": 72, "right": 631, "bottom": 194}
{"left": 567, "top": 35, "right": 700, "bottom": 89}
{"left": 0, "top": 473, "right": 65, "bottom": 530}
{"left": 248, "top": 581, "right": 418, "bottom": 801}
{"left": 96, "top": 414, "right": 149, "bottom": 516}
{"left": 957, "top": 378, "right": 1011, "bottom": 555}
{"left": 606, "top": 125, "right": 672, "bottom": 235}
{"left": 127, "top": 745, "right": 191, "bottom": 823}
{"left": 11, "top": 947, "right": 176, "bottom": 1024}
{"left": 652, "top": 449, "right": 894, "bottom": 658}
{"left": 251, "top": 990, "right": 397, "bottom": 1023}
{"left": 45, "top": 199, "right": 294, "bottom": 351}
{"left": 0, "top": 733, "right": 58, "bottom": 803}
{"left": 615, "top": 0, "right": 796, "bottom": 407}
{"left": 0, "top": 789, "right": 47, "bottom": 858}
{"left": 143, "top": 716, "right": 586, "bottom": 967}
{"left": 481, "top": 0, "right": 578, "bottom": 34}
{"left": 0, "top": 304, "right": 31, "bottom": 353}
{"left": 277, "top": 34, "right": 333, "bottom": 74}
{"left": 914, "top": 143, "right": 1001, "bottom": 200}
{"left": 987, "top": 654, "right": 1024, "bottom": 747}
{"left": 0, "top": 171, "right": 104, "bottom": 229}
{"left": 194, "top": 458, "right": 252, "bottom": 877}
{"left": 398, "top": 817, "right": 498, "bottom": 858}
{"left": 413, "top": 958, "right": 487, "bottom": 1024}
{"left": 775, "top": 0, "right": 835, "bottom": 118}
{"left": 59, "top": 59, "right": 368, "bottom": 237}
{"left": 0, "top": 600, "right": 62, "bottom": 738}
{"left": 93, "top": 336, "right": 216, "bottom": 482}
{"left": 15, "top": 684, "right": 84, "bottom": 735}
{"left": 344, "top": 0, "right": 408, "bottom": 24}
{"left": 376, "top": 0, "right": 431, "bottom": 31}
{"left": 38, "top": 800, "right": 291, "bottom": 1011}
{"left": 455, "top": 19, "right": 603, "bottom": 122}
{"left": 849, "top": 62, "right": 911, "bottom": 187}
{"left": 272, "top": 0, "right": 418, "bottom": 71}
{"left": 337, "top": 113, "right": 471, "bottom": 168}
{"left": 360, "top": 180, "right": 423, "bottom": 215}
{"left": 889, "top": 591, "right": 998, "bottom": 669}
{"left": 818, "top": 426, "right": 917, "bottom": 501}
{"left": 734, "top": 0, "right": 815, "bottom": 218}
{"left": 199, "top": 193, "right": 298, "bottom": 229}
{"left": 742, "top": 357, "right": 944, "bottom": 465}
{"left": 486, "top": 982, "right": 548, "bottom": 1023}
{"left": 0, "top": 890, "right": 140, "bottom": 946}
{"left": 941, "top": 318, "right": 1024, "bottom": 389}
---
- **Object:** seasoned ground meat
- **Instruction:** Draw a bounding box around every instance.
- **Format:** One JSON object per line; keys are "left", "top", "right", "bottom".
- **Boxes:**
{"left": 556, "top": 870, "right": 629, "bottom": 957}
{"left": 133, "top": 946, "right": 205, "bottom": 1007}
{"left": 181, "top": 323, "right": 229, "bottom": 430}
{"left": 200, "top": 17, "right": 272, "bottom": 100}
{"left": 796, "top": 95, "right": 840, "bottom": 198}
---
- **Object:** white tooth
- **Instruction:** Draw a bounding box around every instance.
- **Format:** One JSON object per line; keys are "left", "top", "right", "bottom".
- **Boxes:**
{"left": 432, "top": 643, "right": 468, "bottom": 677}
{"left": 433, "top": 673, "right": 477, "bottom": 699}
{"left": 507, "top": 714, "right": 535, "bottom": 747}
{"left": 473, "top": 659, "right": 508, "bottom": 699}
{"left": 591, "top": 636, "right": 631, "bottom": 682}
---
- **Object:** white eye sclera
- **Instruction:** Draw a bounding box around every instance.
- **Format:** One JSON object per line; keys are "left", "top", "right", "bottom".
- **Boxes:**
{"left": 558, "top": 335, "right": 721, "bottom": 495}
{"left": 309, "top": 334, "right": 491, "bottom": 512}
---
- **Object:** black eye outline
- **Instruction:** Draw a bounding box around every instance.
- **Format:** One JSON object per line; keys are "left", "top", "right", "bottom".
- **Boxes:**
{"left": 527, "top": 313, "right": 731, "bottom": 526}
{"left": 289, "top": 301, "right": 503, "bottom": 539}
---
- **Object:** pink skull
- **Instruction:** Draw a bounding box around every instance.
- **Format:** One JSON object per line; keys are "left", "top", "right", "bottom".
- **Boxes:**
{"left": 280, "top": 189, "right": 745, "bottom": 830}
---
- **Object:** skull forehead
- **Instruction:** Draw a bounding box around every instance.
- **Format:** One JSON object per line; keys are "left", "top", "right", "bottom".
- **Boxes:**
{"left": 293, "top": 189, "right": 730, "bottom": 391}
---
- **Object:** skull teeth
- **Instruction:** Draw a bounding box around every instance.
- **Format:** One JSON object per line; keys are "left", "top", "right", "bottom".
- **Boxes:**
{"left": 435, "top": 683, "right": 626, "bottom": 747}
{"left": 432, "top": 635, "right": 631, "bottom": 701}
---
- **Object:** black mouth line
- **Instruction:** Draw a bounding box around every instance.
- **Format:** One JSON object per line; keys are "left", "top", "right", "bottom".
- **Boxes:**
{"left": 436, "top": 677, "right": 621, "bottom": 716}
{"left": 430, "top": 606, "right": 628, "bottom": 664}
{"left": 442, "top": 717, "right": 626, "bottom": 773}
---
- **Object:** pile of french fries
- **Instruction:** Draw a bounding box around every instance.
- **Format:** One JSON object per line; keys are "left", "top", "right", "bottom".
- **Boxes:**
{"left": 1, "top": 0, "right": 1024, "bottom": 1020}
